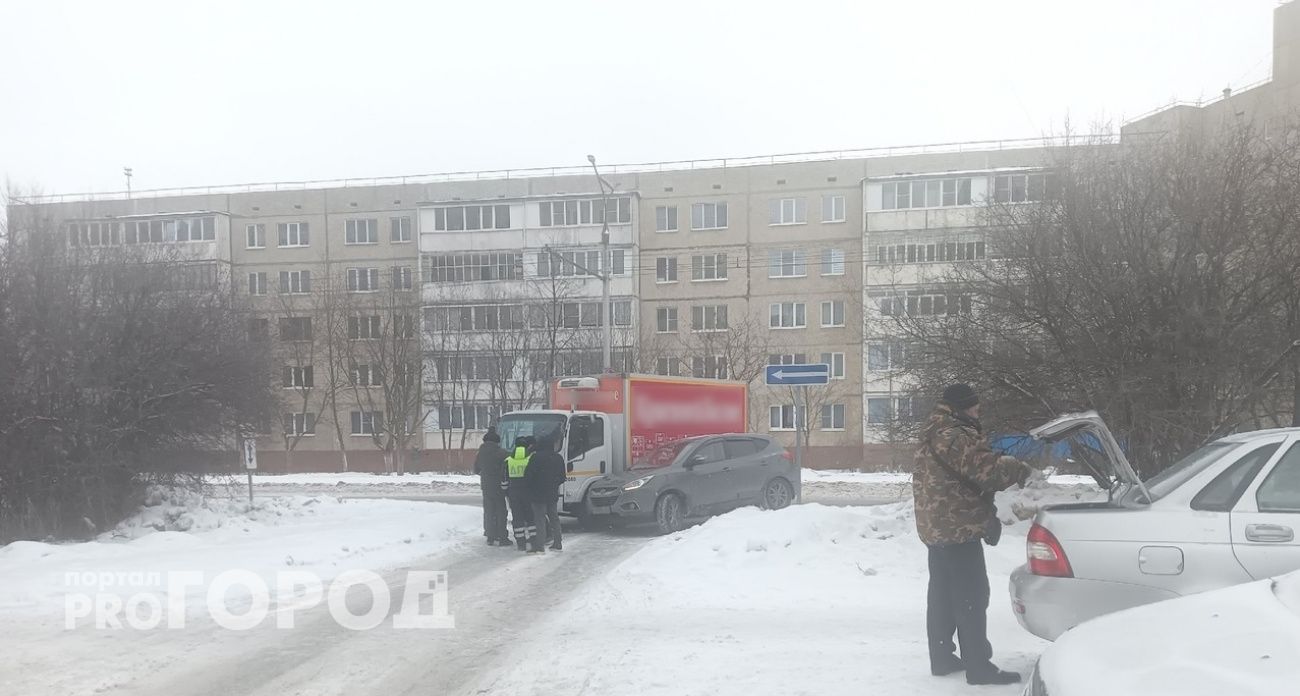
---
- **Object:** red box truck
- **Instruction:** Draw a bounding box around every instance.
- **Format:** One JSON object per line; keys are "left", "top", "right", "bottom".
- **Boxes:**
{"left": 495, "top": 373, "right": 749, "bottom": 522}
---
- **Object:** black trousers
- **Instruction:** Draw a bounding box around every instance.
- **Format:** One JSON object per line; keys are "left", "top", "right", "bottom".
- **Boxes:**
{"left": 482, "top": 490, "right": 509, "bottom": 541}
{"left": 926, "top": 540, "right": 993, "bottom": 673}
{"left": 507, "top": 488, "right": 533, "bottom": 545}
{"left": 529, "top": 497, "right": 561, "bottom": 550}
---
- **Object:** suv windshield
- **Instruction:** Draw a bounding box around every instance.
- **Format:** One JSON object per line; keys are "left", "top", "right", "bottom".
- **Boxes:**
{"left": 632, "top": 439, "right": 693, "bottom": 470}
{"left": 1143, "top": 442, "right": 1238, "bottom": 501}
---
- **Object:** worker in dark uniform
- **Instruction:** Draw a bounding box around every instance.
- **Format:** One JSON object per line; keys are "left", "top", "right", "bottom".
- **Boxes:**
{"left": 505, "top": 436, "right": 535, "bottom": 551}
{"left": 524, "top": 432, "right": 567, "bottom": 553}
{"left": 472, "top": 428, "right": 510, "bottom": 546}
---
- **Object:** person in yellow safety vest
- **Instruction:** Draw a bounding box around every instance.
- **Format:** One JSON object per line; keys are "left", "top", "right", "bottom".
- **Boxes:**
{"left": 505, "top": 436, "right": 535, "bottom": 551}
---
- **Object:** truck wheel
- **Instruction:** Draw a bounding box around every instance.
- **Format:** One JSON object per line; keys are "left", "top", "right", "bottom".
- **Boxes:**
{"left": 762, "top": 478, "right": 794, "bottom": 510}
{"left": 655, "top": 493, "right": 685, "bottom": 535}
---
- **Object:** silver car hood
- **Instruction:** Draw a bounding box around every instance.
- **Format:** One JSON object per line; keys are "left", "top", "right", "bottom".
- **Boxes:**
{"left": 1030, "top": 411, "right": 1150, "bottom": 500}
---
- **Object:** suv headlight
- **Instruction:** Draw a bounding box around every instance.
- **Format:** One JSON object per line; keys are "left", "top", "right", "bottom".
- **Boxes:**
{"left": 622, "top": 475, "right": 655, "bottom": 491}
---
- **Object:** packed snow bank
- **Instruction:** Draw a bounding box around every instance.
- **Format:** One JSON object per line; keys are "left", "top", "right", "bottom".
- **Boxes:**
{"left": 0, "top": 489, "right": 480, "bottom": 615}
{"left": 245, "top": 472, "right": 478, "bottom": 486}
{"left": 476, "top": 499, "right": 1047, "bottom": 696}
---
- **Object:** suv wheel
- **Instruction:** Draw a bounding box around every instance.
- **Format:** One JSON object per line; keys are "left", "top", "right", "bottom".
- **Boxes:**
{"left": 762, "top": 477, "right": 794, "bottom": 510}
{"left": 655, "top": 493, "right": 685, "bottom": 535}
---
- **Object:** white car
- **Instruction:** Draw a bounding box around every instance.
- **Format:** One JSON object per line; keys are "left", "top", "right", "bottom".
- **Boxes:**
{"left": 1026, "top": 570, "right": 1300, "bottom": 696}
{"left": 1010, "top": 412, "right": 1300, "bottom": 640}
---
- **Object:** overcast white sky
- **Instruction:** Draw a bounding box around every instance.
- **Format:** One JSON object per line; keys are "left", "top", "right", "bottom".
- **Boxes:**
{"left": 0, "top": 0, "right": 1283, "bottom": 195}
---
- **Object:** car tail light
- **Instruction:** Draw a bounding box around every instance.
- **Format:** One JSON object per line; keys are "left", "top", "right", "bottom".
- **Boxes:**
{"left": 1027, "top": 523, "right": 1073, "bottom": 578}
{"left": 781, "top": 449, "right": 794, "bottom": 462}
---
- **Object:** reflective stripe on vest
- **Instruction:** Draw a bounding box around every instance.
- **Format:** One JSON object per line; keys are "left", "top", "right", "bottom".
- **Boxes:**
{"left": 506, "top": 447, "right": 531, "bottom": 479}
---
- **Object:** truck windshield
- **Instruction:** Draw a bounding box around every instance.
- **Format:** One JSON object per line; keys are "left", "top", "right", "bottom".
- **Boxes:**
{"left": 496, "top": 413, "right": 566, "bottom": 452}
{"left": 632, "top": 440, "right": 692, "bottom": 470}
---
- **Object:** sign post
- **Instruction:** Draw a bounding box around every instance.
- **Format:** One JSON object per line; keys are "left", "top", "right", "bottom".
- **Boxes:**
{"left": 240, "top": 437, "right": 258, "bottom": 504}
{"left": 764, "top": 363, "right": 830, "bottom": 504}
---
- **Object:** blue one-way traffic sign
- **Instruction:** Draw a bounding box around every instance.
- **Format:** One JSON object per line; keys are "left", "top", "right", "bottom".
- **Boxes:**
{"left": 765, "top": 363, "right": 830, "bottom": 386}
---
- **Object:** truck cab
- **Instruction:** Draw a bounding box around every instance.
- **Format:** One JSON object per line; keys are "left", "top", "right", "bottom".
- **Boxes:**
{"left": 494, "top": 407, "right": 623, "bottom": 520}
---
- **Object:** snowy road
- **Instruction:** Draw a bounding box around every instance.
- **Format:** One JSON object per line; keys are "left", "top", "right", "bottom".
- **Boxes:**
{"left": 3, "top": 524, "right": 649, "bottom": 696}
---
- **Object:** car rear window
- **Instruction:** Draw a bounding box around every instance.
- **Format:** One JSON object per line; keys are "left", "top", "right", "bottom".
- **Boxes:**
{"left": 724, "top": 438, "right": 763, "bottom": 458}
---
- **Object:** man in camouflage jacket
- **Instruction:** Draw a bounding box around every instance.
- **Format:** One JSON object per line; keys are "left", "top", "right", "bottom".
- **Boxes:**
{"left": 913, "top": 383, "right": 1035, "bottom": 687}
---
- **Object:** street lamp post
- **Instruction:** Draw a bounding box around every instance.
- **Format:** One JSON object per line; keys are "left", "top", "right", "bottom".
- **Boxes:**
{"left": 587, "top": 155, "right": 613, "bottom": 373}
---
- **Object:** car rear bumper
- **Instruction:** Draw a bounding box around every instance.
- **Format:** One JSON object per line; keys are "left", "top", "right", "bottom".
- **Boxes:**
{"left": 1009, "top": 565, "right": 1180, "bottom": 641}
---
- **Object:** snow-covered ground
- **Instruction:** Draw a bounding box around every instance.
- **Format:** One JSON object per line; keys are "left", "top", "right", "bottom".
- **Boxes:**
{"left": 0, "top": 480, "right": 1101, "bottom": 695}
{"left": 248, "top": 472, "right": 479, "bottom": 486}
{"left": 0, "top": 488, "right": 481, "bottom": 615}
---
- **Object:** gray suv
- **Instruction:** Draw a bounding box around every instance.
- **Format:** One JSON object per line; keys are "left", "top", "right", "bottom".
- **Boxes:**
{"left": 586, "top": 434, "right": 797, "bottom": 534}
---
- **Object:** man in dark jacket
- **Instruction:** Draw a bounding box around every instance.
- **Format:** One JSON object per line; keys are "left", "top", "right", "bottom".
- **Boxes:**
{"left": 524, "top": 432, "right": 567, "bottom": 553}
{"left": 913, "top": 383, "right": 1036, "bottom": 687}
{"left": 472, "top": 428, "right": 510, "bottom": 546}
{"left": 505, "top": 437, "right": 535, "bottom": 551}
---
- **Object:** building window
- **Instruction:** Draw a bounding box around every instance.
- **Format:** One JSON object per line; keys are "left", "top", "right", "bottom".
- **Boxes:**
{"left": 538, "top": 249, "right": 600, "bottom": 278}
{"left": 768, "top": 249, "right": 806, "bottom": 278}
{"left": 279, "top": 270, "right": 311, "bottom": 294}
{"left": 277, "top": 222, "right": 310, "bottom": 247}
{"left": 390, "top": 216, "right": 412, "bottom": 242}
{"left": 282, "top": 365, "right": 314, "bottom": 389}
{"left": 692, "top": 356, "right": 728, "bottom": 380}
{"left": 690, "top": 202, "right": 728, "bottom": 230}
{"left": 822, "top": 195, "right": 846, "bottom": 223}
{"left": 425, "top": 305, "right": 525, "bottom": 333}
{"left": 821, "top": 248, "right": 845, "bottom": 276}
{"left": 423, "top": 252, "right": 523, "bottom": 283}
{"left": 352, "top": 364, "right": 381, "bottom": 387}
{"left": 820, "top": 404, "right": 846, "bottom": 430}
{"left": 391, "top": 266, "right": 414, "bottom": 290}
{"left": 347, "top": 267, "right": 380, "bottom": 292}
{"left": 769, "top": 353, "right": 808, "bottom": 366}
{"left": 283, "top": 412, "right": 316, "bottom": 436}
{"left": 820, "top": 300, "right": 845, "bottom": 327}
{"left": 437, "top": 404, "right": 498, "bottom": 431}
{"left": 691, "top": 253, "right": 727, "bottom": 281}
{"left": 820, "top": 352, "right": 846, "bottom": 379}
{"left": 769, "top": 197, "right": 807, "bottom": 225}
{"left": 279, "top": 317, "right": 312, "bottom": 342}
{"left": 875, "top": 292, "right": 972, "bottom": 317}
{"left": 866, "top": 397, "right": 920, "bottom": 424}
{"left": 613, "top": 300, "right": 632, "bottom": 327}
{"left": 349, "top": 315, "right": 382, "bottom": 340}
{"left": 994, "top": 173, "right": 1052, "bottom": 203}
{"left": 344, "top": 218, "right": 378, "bottom": 245}
{"left": 769, "top": 405, "right": 805, "bottom": 431}
{"left": 656, "top": 257, "right": 678, "bottom": 283}
{"left": 246, "top": 224, "right": 265, "bottom": 249}
{"left": 393, "top": 313, "right": 417, "bottom": 339}
{"left": 434, "top": 204, "right": 512, "bottom": 231}
{"left": 655, "top": 205, "right": 678, "bottom": 233}
{"left": 248, "top": 272, "right": 267, "bottom": 296}
{"left": 867, "top": 343, "right": 906, "bottom": 371}
{"left": 351, "top": 411, "right": 383, "bottom": 436}
{"left": 769, "top": 302, "right": 806, "bottom": 329}
{"left": 881, "top": 177, "right": 973, "bottom": 210}
{"left": 538, "top": 197, "right": 631, "bottom": 227}
{"left": 691, "top": 304, "right": 728, "bottom": 332}
{"left": 876, "top": 241, "right": 986, "bottom": 264}
{"left": 171, "top": 217, "right": 215, "bottom": 243}
{"left": 656, "top": 307, "right": 678, "bottom": 333}
{"left": 655, "top": 357, "right": 682, "bottom": 377}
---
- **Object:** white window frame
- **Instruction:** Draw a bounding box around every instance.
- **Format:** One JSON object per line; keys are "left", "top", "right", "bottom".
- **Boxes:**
{"left": 349, "top": 315, "right": 382, "bottom": 340}
{"left": 347, "top": 267, "right": 381, "bottom": 293}
{"left": 656, "top": 307, "right": 679, "bottom": 333}
{"left": 769, "top": 302, "right": 806, "bottom": 329}
{"left": 655, "top": 205, "right": 678, "bottom": 233}
{"left": 867, "top": 343, "right": 906, "bottom": 371}
{"left": 352, "top": 363, "right": 381, "bottom": 387}
{"left": 691, "top": 253, "right": 727, "bottom": 282}
{"left": 283, "top": 365, "right": 313, "bottom": 389}
{"left": 768, "top": 249, "right": 807, "bottom": 278}
{"left": 284, "top": 412, "right": 316, "bottom": 436}
{"left": 390, "top": 216, "right": 412, "bottom": 243}
{"left": 769, "top": 197, "right": 807, "bottom": 226}
{"left": 246, "top": 224, "right": 265, "bottom": 249}
{"left": 690, "top": 202, "right": 728, "bottom": 231}
{"left": 819, "top": 352, "right": 846, "bottom": 379}
{"left": 690, "top": 305, "right": 728, "bottom": 332}
{"left": 279, "top": 270, "right": 311, "bottom": 295}
{"left": 391, "top": 266, "right": 414, "bottom": 290}
{"left": 344, "top": 218, "right": 378, "bottom": 245}
{"left": 248, "top": 272, "right": 267, "bottom": 296}
{"left": 819, "top": 404, "right": 846, "bottom": 430}
{"left": 822, "top": 195, "right": 846, "bottom": 223}
{"left": 433, "top": 204, "right": 512, "bottom": 231}
{"left": 278, "top": 222, "right": 309, "bottom": 248}
{"left": 769, "top": 404, "right": 805, "bottom": 431}
{"left": 821, "top": 248, "right": 845, "bottom": 276}
{"left": 882, "top": 177, "right": 973, "bottom": 210}
{"left": 656, "top": 256, "right": 678, "bottom": 284}
{"left": 820, "top": 300, "right": 845, "bottom": 328}
{"left": 351, "top": 410, "right": 383, "bottom": 436}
